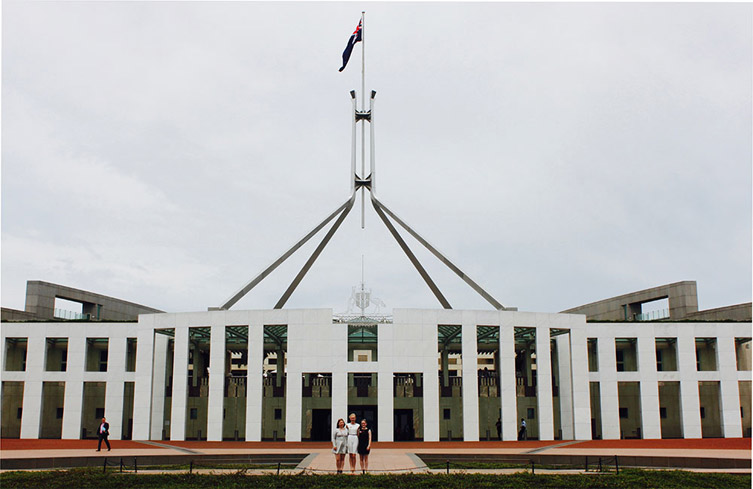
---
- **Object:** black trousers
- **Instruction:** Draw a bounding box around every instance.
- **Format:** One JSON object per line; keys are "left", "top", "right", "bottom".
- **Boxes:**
{"left": 98, "top": 434, "right": 111, "bottom": 450}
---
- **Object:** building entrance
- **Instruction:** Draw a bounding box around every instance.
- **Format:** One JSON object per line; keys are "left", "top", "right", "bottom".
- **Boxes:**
{"left": 347, "top": 405, "right": 378, "bottom": 441}
{"left": 311, "top": 409, "right": 331, "bottom": 441}
{"left": 393, "top": 409, "right": 415, "bottom": 441}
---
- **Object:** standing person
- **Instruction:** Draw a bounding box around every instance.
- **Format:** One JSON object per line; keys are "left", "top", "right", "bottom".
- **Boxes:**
{"left": 518, "top": 418, "right": 527, "bottom": 441}
{"left": 346, "top": 413, "right": 359, "bottom": 474}
{"left": 357, "top": 419, "right": 372, "bottom": 473}
{"left": 96, "top": 417, "right": 111, "bottom": 451}
{"left": 496, "top": 417, "right": 502, "bottom": 440}
{"left": 332, "top": 418, "right": 348, "bottom": 474}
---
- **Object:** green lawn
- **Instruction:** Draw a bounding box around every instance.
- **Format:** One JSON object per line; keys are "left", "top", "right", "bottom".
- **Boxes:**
{"left": 0, "top": 468, "right": 749, "bottom": 488}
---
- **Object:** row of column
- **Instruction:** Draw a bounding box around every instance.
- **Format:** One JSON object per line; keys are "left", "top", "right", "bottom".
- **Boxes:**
{"left": 132, "top": 322, "right": 593, "bottom": 442}
{"left": 16, "top": 335, "right": 132, "bottom": 440}
{"left": 133, "top": 321, "right": 265, "bottom": 441}
{"left": 594, "top": 333, "right": 744, "bottom": 438}
{"left": 452, "top": 322, "right": 591, "bottom": 441}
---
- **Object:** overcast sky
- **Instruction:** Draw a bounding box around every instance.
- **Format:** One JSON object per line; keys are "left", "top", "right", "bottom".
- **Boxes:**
{"left": 2, "top": 2, "right": 751, "bottom": 316}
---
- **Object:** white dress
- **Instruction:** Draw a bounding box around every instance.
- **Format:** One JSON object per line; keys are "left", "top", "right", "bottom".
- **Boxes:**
{"left": 332, "top": 427, "right": 348, "bottom": 454}
{"left": 346, "top": 422, "right": 359, "bottom": 453}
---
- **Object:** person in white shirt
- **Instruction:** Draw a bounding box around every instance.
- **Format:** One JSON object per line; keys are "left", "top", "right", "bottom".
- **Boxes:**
{"left": 518, "top": 418, "right": 527, "bottom": 441}
{"left": 346, "top": 413, "right": 359, "bottom": 474}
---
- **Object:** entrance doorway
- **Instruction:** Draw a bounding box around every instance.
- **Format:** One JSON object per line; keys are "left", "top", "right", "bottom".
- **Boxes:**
{"left": 311, "top": 409, "right": 332, "bottom": 441}
{"left": 348, "top": 405, "right": 378, "bottom": 441}
{"left": 393, "top": 409, "right": 415, "bottom": 441}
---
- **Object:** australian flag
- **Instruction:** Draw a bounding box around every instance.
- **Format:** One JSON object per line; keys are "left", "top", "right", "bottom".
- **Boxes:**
{"left": 339, "top": 19, "right": 362, "bottom": 72}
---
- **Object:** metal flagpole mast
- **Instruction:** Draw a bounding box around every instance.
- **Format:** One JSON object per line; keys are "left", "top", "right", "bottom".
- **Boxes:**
{"left": 360, "top": 254, "right": 365, "bottom": 316}
{"left": 360, "top": 11, "right": 366, "bottom": 229}
{"left": 211, "top": 13, "right": 508, "bottom": 311}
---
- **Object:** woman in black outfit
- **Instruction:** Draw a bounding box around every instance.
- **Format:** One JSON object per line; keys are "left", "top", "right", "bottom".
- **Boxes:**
{"left": 356, "top": 419, "right": 372, "bottom": 473}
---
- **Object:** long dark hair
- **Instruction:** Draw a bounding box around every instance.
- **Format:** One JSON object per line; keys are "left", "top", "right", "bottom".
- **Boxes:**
{"left": 336, "top": 418, "right": 345, "bottom": 429}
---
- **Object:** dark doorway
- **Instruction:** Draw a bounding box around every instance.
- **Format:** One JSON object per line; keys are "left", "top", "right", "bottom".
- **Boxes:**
{"left": 311, "top": 409, "right": 332, "bottom": 441}
{"left": 348, "top": 405, "right": 378, "bottom": 441}
{"left": 124, "top": 418, "right": 133, "bottom": 440}
{"left": 394, "top": 409, "right": 415, "bottom": 441}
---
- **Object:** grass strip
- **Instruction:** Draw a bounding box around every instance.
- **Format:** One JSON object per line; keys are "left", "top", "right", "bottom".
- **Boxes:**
{"left": 0, "top": 467, "right": 749, "bottom": 489}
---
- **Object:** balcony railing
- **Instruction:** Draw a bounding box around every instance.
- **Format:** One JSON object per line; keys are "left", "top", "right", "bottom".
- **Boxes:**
{"left": 54, "top": 308, "right": 90, "bottom": 320}
{"left": 635, "top": 309, "right": 670, "bottom": 321}
{"left": 394, "top": 377, "right": 423, "bottom": 397}
{"left": 303, "top": 377, "right": 331, "bottom": 398}
{"left": 439, "top": 376, "right": 462, "bottom": 397}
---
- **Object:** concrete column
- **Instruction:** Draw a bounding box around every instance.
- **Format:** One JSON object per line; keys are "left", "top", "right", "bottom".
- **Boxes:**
{"left": 0, "top": 334, "right": 5, "bottom": 376}
{"left": 19, "top": 336, "right": 46, "bottom": 439}
{"left": 149, "top": 333, "right": 168, "bottom": 440}
{"left": 277, "top": 348, "right": 285, "bottom": 387}
{"left": 423, "top": 365, "right": 440, "bottom": 442}
{"left": 105, "top": 336, "right": 126, "bottom": 440}
{"left": 440, "top": 348, "right": 449, "bottom": 387}
{"left": 19, "top": 381, "right": 43, "bottom": 439}
{"left": 61, "top": 336, "right": 86, "bottom": 439}
{"left": 677, "top": 334, "right": 702, "bottom": 438}
{"left": 598, "top": 336, "right": 620, "bottom": 439}
{"left": 245, "top": 322, "right": 264, "bottom": 441}
{"left": 285, "top": 367, "right": 301, "bottom": 442}
{"left": 636, "top": 333, "right": 660, "bottom": 439}
{"left": 331, "top": 370, "right": 348, "bottom": 436}
{"left": 556, "top": 333, "right": 573, "bottom": 439}
{"left": 717, "top": 335, "right": 743, "bottom": 437}
{"left": 132, "top": 320, "right": 156, "bottom": 440}
{"left": 24, "top": 281, "right": 55, "bottom": 319}
{"left": 568, "top": 325, "right": 592, "bottom": 440}
{"left": 378, "top": 369, "right": 393, "bottom": 442}
{"left": 499, "top": 324, "right": 517, "bottom": 440}
{"left": 423, "top": 323, "right": 440, "bottom": 442}
{"left": 207, "top": 324, "right": 225, "bottom": 441}
{"left": 462, "top": 322, "right": 479, "bottom": 441}
{"left": 535, "top": 326, "right": 554, "bottom": 440}
{"left": 170, "top": 326, "right": 189, "bottom": 441}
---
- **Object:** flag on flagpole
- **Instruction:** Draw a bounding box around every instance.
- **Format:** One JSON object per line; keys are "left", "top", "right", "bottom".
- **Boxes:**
{"left": 339, "top": 18, "right": 363, "bottom": 72}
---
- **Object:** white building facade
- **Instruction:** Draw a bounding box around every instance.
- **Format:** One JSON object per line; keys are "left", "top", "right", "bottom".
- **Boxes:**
{"left": 1, "top": 308, "right": 750, "bottom": 441}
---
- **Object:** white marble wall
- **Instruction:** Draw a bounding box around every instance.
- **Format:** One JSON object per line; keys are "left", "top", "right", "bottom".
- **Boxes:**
{"left": 246, "top": 316, "right": 264, "bottom": 441}
{"left": 568, "top": 320, "right": 592, "bottom": 439}
{"left": 461, "top": 318, "right": 480, "bottom": 441}
{"left": 0, "top": 323, "right": 138, "bottom": 439}
{"left": 556, "top": 333, "right": 574, "bottom": 439}
{"left": 149, "top": 332, "right": 168, "bottom": 440}
{"left": 133, "top": 315, "right": 157, "bottom": 440}
{"left": 2, "top": 315, "right": 750, "bottom": 442}
{"left": 585, "top": 322, "right": 752, "bottom": 440}
{"left": 207, "top": 323, "right": 226, "bottom": 441}
{"left": 636, "top": 329, "right": 661, "bottom": 439}
{"left": 499, "top": 321, "right": 518, "bottom": 440}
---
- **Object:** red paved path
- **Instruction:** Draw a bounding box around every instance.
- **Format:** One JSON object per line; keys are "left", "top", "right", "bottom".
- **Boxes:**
{"left": 2, "top": 438, "right": 750, "bottom": 451}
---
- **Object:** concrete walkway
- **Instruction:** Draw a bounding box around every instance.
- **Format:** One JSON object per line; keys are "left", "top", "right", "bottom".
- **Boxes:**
{"left": 302, "top": 448, "right": 427, "bottom": 474}
{"left": 1, "top": 438, "right": 750, "bottom": 474}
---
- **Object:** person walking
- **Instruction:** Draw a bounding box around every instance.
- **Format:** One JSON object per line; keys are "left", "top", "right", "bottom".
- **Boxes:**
{"left": 346, "top": 413, "right": 360, "bottom": 474}
{"left": 518, "top": 418, "right": 527, "bottom": 441}
{"left": 331, "top": 418, "right": 348, "bottom": 474}
{"left": 357, "top": 418, "right": 372, "bottom": 473}
{"left": 496, "top": 417, "right": 502, "bottom": 440}
{"left": 96, "top": 417, "right": 111, "bottom": 451}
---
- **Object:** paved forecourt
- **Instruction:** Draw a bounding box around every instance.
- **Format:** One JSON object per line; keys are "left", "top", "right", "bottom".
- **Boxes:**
{"left": 0, "top": 439, "right": 750, "bottom": 473}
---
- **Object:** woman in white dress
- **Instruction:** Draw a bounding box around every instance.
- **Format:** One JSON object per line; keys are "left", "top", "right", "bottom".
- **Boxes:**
{"left": 331, "top": 418, "right": 348, "bottom": 474}
{"left": 346, "top": 413, "right": 360, "bottom": 474}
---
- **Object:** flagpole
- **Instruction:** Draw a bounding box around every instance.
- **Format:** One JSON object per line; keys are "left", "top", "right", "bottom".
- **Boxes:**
{"left": 361, "top": 11, "right": 365, "bottom": 114}
{"left": 360, "top": 11, "right": 366, "bottom": 229}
